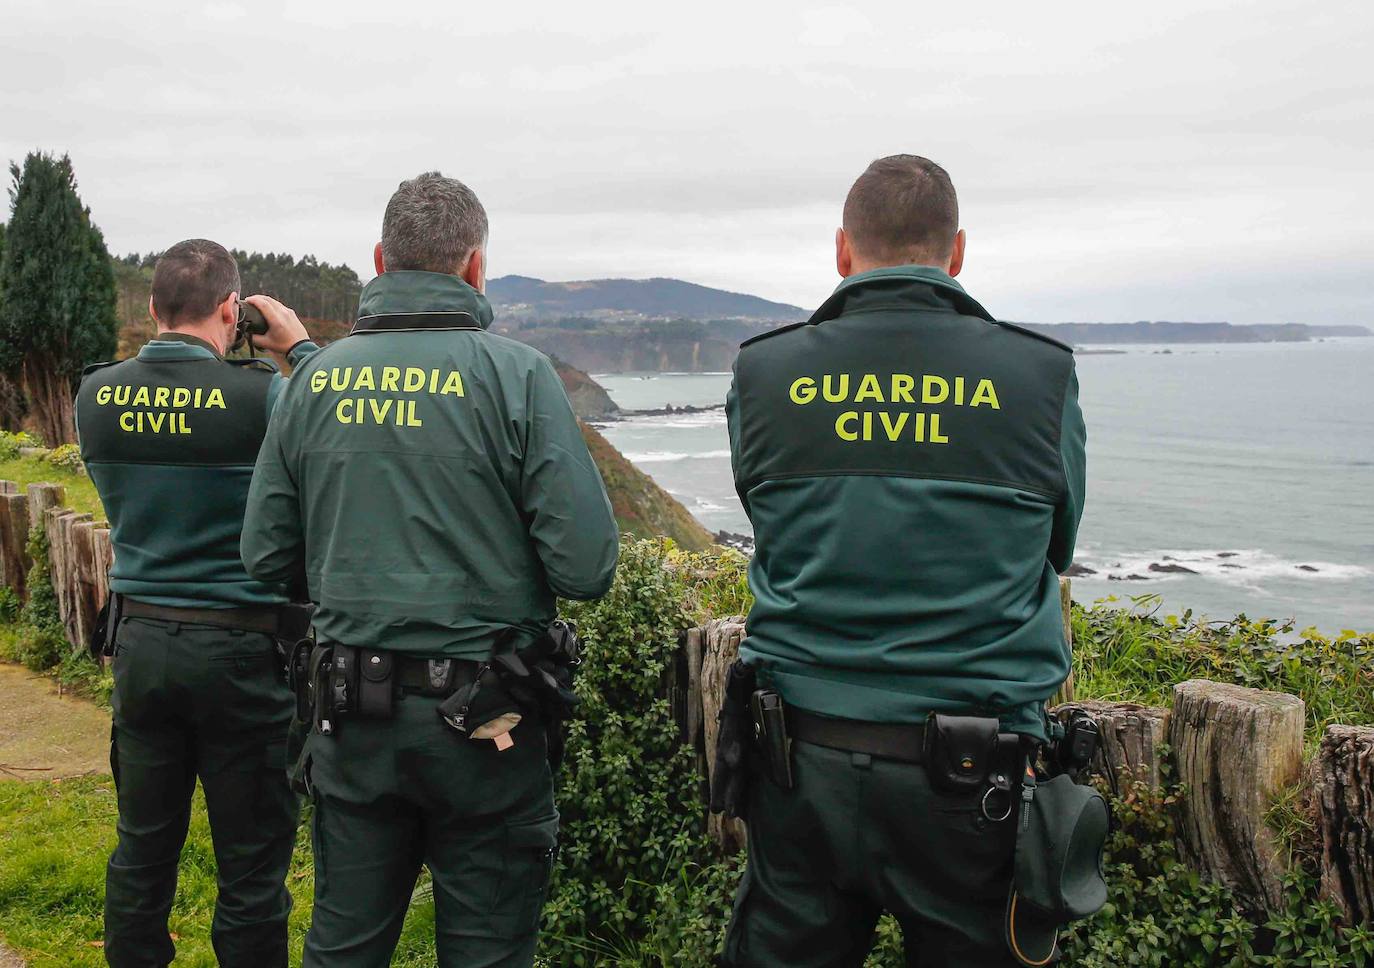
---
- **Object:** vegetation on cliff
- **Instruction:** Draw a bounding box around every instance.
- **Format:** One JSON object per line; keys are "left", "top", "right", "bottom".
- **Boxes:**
{"left": 580, "top": 423, "right": 714, "bottom": 551}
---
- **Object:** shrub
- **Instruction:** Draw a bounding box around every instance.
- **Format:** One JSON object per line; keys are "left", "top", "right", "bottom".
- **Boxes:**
{"left": 0, "top": 429, "right": 41, "bottom": 460}
{"left": 45, "top": 442, "right": 84, "bottom": 473}
{"left": 1073, "top": 595, "right": 1374, "bottom": 742}
{"left": 543, "top": 538, "right": 742, "bottom": 965}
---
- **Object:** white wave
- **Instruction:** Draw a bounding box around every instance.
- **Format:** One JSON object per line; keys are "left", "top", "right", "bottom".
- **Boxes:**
{"left": 622, "top": 449, "right": 731, "bottom": 463}
{"left": 614, "top": 411, "right": 727, "bottom": 430}
{"left": 1073, "top": 548, "right": 1371, "bottom": 584}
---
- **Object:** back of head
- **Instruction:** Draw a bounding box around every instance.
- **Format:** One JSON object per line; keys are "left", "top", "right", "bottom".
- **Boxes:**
{"left": 381, "top": 172, "right": 489, "bottom": 275}
{"left": 842, "top": 155, "right": 959, "bottom": 268}
{"left": 151, "top": 239, "right": 240, "bottom": 327}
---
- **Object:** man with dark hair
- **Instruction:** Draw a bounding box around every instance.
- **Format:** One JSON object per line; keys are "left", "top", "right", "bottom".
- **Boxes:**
{"left": 75, "top": 239, "right": 320, "bottom": 967}
{"left": 242, "top": 172, "right": 618, "bottom": 966}
{"left": 717, "top": 156, "right": 1087, "bottom": 966}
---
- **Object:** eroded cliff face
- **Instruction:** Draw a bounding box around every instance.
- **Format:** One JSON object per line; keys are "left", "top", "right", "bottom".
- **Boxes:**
{"left": 552, "top": 358, "right": 620, "bottom": 420}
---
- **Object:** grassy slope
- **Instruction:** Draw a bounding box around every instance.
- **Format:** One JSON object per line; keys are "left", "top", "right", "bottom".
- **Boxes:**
{"left": 0, "top": 459, "right": 102, "bottom": 518}
{"left": 581, "top": 423, "right": 714, "bottom": 552}
{"left": 0, "top": 778, "right": 446, "bottom": 968}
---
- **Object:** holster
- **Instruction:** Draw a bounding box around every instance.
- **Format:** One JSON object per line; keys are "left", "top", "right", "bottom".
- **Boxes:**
{"left": 90, "top": 592, "right": 124, "bottom": 661}
{"left": 709, "top": 660, "right": 756, "bottom": 818}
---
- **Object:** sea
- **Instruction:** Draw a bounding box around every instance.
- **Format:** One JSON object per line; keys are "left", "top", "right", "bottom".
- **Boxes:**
{"left": 593, "top": 337, "right": 1374, "bottom": 635}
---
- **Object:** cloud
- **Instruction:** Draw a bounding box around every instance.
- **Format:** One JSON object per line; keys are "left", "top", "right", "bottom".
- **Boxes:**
{"left": 1, "top": 0, "right": 1370, "bottom": 323}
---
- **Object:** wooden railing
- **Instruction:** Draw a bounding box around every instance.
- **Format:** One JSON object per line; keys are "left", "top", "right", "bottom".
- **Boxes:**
{"left": 677, "top": 607, "right": 1374, "bottom": 925}
{"left": 1, "top": 477, "right": 1368, "bottom": 925}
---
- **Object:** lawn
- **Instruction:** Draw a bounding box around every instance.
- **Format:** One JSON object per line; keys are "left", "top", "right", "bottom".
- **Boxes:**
{"left": 0, "top": 458, "right": 103, "bottom": 518}
{"left": 0, "top": 778, "right": 442, "bottom": 967}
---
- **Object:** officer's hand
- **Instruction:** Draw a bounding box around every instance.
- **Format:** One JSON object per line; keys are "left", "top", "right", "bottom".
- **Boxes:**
{"left": 244, "top": 294, "right": 311, "bottom": 353}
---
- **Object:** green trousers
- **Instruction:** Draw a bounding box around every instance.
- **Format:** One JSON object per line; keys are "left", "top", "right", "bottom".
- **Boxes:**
{"left": 300, "top": 690, "right": 558, "bottom": 968}
{"left": 722, "top": 739, "right": 1019, "bottom": 968}
{"left": 106, "top": 617, "right": 299, "bottom": 968}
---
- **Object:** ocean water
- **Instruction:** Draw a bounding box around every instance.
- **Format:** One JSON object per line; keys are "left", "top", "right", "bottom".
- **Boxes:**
{"left": 594, "top": 338, "right": 1374, "bottom": 634}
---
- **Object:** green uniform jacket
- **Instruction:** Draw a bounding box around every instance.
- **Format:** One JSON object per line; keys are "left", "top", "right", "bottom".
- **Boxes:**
{"left": 241, "top": 271, "right": 619, "bottom": 658}
{"left": 75, "top": 334, "right": 320, "bottom": 609}
{"left": 728, "top": 266, "right": 1086, "bottom": 739}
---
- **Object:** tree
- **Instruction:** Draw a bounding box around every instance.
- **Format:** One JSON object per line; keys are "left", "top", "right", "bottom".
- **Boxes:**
{"left": 0, "top": 153, "right": 117, "bottom": 444}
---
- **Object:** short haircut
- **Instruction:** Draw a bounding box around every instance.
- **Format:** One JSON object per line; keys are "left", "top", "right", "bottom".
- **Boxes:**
{"left": 842, "top": 155, "right": 959, "bottom": 267}
{"left": 150, "top": 239, "right": 241, "bottom": 326}
{"left": 381, "top": 172, "right": 489, "bottom": 274}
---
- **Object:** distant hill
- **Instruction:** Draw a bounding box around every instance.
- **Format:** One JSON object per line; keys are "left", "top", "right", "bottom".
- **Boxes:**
{"left": 487, "top": 275, "right": 804, "bottom": 322}
{"left": 1020, "top": 320, "right": 1371, "bottom": 345}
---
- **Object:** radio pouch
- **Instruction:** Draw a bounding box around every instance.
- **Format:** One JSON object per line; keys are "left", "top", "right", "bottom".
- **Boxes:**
{"left": 356, "top": 649, "right": 395, "bottom": 719}
{"left": 924, "top": 713, "right": 1001, "bottom": 794}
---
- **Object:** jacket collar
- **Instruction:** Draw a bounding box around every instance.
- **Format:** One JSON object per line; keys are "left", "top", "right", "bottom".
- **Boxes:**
{"left": 353, "top": 270, "right": 495, "bottom": 334}
{"left": 137, "top": 332, "right": 222, "bottom": 361}
{"left": 808, "top": 265, "right": 997, "bottom": 326}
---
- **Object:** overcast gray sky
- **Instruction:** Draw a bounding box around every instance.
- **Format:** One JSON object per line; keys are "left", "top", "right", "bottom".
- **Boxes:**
{"left": 3, "top": 0, "right": 1370, "bottom": 324}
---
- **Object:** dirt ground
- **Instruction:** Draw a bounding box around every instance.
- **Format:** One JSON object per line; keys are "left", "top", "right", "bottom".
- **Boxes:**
{"left": 0, "top": 662, "right": 110, "bottom": 781}
{"left": 0, "top": 661, "right": 112, "bottom": 964}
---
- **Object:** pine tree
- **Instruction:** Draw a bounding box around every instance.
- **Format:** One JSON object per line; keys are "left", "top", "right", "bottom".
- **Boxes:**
{"left": 0, "top": 153, "right": 118, "bottom": 444}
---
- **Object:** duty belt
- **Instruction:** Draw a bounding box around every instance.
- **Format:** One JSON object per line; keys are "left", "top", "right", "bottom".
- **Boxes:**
{"left": 121, "top": 599, "right": 288, "bottom": 635}
{"left": 786, "top": 707, "right": 927, "bottom": 764}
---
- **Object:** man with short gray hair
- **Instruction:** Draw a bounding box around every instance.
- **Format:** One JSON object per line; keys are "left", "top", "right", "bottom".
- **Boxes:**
{"left": 241, "top": 172, "right": 619, "bottom": 966}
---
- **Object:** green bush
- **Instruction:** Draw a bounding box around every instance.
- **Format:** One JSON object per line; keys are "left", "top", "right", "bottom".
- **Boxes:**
{"left": 1062, "top": 772, "right": 1374, "bottom": 967}
{"left": 0, "top": 429, "right": 41, "bottom": 460}
{"left": 543, "top": 538, "right": 742, "bottom": 965}
{"left": 1073, "top": 595, "right": 1374, "bottom": 742}
{"left": 45, "top": 442, "right": 84, "bottom": 473}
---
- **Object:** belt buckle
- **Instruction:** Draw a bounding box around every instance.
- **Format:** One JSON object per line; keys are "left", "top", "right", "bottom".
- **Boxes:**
{"left": 427, "top": 659, "right": 453, "bottom": 692}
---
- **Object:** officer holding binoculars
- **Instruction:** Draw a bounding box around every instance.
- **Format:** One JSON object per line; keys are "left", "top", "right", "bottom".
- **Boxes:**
{"left": 75, "top": 239, "right": 319, "bottom": 968}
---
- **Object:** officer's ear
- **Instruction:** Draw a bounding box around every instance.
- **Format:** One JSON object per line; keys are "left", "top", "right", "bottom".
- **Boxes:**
{"left": 835, "top": 227, "right": 854, "bottom": 279}
{"left": 463, "top": 248, "right": 486, "bottom": 294}
{"left": 219, "top": 291, "right": 239, "bottom": 332}
{"left": 147, "top": 295, "right": 162, "bottom": 328}
{"left": 374, "top": 242, "right": 386, "bottom": 276}
{"left": 947, "top": 229, "right": 967, "bottom": 278}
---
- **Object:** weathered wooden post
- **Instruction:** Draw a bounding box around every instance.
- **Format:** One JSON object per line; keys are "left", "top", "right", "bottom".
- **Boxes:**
{"left": 1170, "top": 679, "right": 1305, "bottom": 911}
{"left": 0, "top": 484, "right": 28, "bottom": 595}
{"left": 697, "top": 616, "right": 747, "bottom": 853}
{"left": 1053, "top": 700, "right": 1171, "bottom": 793}
{"left": 1314, "top": 725, "right": 1374, "bottom": 923}
{"left": 1049, "top": 577, "right": 1075, "bottom": 707}
{"left": 26, "top": 482, "right": 65, "bottom": 533}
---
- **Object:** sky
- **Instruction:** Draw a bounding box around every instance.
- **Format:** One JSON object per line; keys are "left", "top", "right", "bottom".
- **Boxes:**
{"left": 2, "top": 0, "right": 1370, "bottom": 325}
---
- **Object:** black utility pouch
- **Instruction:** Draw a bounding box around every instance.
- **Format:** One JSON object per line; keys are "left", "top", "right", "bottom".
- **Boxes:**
{"left": 751, "top": 689, "right": 795, "bottom": 791}
{"left": 924, "top": 713, "right": 1001, "bottom": 794}
{"left": 356, "top": 649, "right": 395, "bottom": 719}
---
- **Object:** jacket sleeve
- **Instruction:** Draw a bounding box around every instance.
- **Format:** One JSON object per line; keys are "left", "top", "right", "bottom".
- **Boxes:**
{"left": 241, "top": 386, "right": 305, "bottom": 585}
{"left": 1049, "top": 364, "right": 1087, "bottom": 574}
{"left": 520, "top": 357, "right": 619, "bottom": 600}
{"left": 725, "top": 359, "right": 752, "bottom": 520}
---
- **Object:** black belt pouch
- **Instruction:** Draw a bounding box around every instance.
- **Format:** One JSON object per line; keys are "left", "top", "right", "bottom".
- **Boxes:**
{"left": 356, "top": 649, "right": 395, "bottom": 718}
{"left": 924, "top": 713, "right": 1000, "bottom": 794}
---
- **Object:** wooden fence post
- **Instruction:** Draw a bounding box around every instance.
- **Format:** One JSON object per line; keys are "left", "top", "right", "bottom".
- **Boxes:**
{"left": 1049, "top": 577, "right": 1075, "bottom": 708}
{"left": 27, "top": 483, "right": 65, "bottom": 534}
{"left": 1315, "top": 725, "right": 1374, "bottom": 923}
{"left": 696, "top": 617, "right": 747, "bottom": 854}
{"left": 0, "top": 484, "right": 28, "bottom": 595}
{"left": 1171, "top": 679, "right": 1305, "bottom": 911}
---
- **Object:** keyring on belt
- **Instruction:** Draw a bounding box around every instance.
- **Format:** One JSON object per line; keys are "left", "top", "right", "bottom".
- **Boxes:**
{"left": 981, "top": 785, "right": 1014, "bottom": 823}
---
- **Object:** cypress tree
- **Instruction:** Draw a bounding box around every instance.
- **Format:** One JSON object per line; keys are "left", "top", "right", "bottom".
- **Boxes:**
{"left": 0, "top": 153, "right": 118, "bottom": 445}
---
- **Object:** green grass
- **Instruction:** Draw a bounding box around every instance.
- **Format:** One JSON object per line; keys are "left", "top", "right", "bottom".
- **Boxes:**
{"left": 1072, "top": 593, "right": 1374, "bottom": 744}
{"left": 0, "top": 457, "right": 103, "bottom": 518}
{"left": 0, "top": 777, "right": 440, "bottom": 967}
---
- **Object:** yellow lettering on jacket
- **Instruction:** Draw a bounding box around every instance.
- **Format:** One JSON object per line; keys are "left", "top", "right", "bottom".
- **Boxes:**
{"left": 784, "top": 371, "right": 1001, "bottom": 445}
